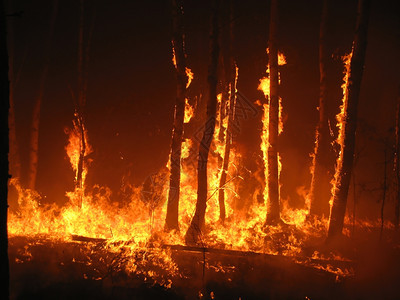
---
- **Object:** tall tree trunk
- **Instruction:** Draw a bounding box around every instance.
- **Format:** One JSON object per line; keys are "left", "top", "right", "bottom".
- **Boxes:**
{"left": 76, "top": 0, "right": 85, "bottom": 193}
{"left": 74, "top": 0, "right": 89, "bottom": 200}
{"left": 28, "top": 66, "right": 46, "bottom": 190}
{"left": 165, "top": 0, "right": 188, "bottom": 231}
{"left": 217, "top": 0, "right": 235, "bottom": 223}
{"left": 217, "top": 23, "right": 227, "bottom": 169}
{"left": 380, "top": 147, "right": 387, "bottom": 240}
{"left": 74, "top": 1, "right": 95, "bottom": 208}
{"left": 185, "top": 0, "right": 220, "bottom": 244}
{"left": 327, "top": 0, "right": 370, "bottom": 239}
{"left": 0, "top": 1, "right": 10, "bottom": 298}
{"left": 395, "top": 85, "right": 400, "bottom": 230}
{"left": 7, "top": 2, "right": 20, "bottom": 180}
{"left": 265, "top": 0, "right": 280, "bottom": 224}
{"left": 309, "top": 0, "right": 331, "bottom": 217}
{"left": 28, "top": 0, "right": 58, "bottom": 190}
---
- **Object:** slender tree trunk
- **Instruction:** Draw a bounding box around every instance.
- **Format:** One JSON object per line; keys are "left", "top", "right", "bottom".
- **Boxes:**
{"left": 265, "top": 0, "right": 280, "bottom": 224}
{"left": 75, "top": 0, "right": 90, "bottom": 200}
{"left": 0, "top": 1, "right": 10, "bottom": 298}
{"left": 74, "top": 1, "right": 95, "bottom": 208}
{"left": 380, "top": 147, "right": 387, "bottom": 240}
{"left": 309, "top": 0, "right": 331, "bottom": 217}
{"left": 28, "top": 0, "right": 58, "bottom": 190}
{"left": 7, "top": 3, "right": 20, "bottom": 180}
{"left": 217, "top": 0, "right": 235, "bottom": 223}
{"left": 185, "top": 0, "right": 220, "bottom": 244}
{"left": 28, "top": 66, "right": 46, "bottom": 190}
{"left": 75, "top": 0, "right": 85, "bottom": 193}
{"left": 218, "top": 81, "right": 235, "bottom": 223}
{"left": 327, "top": 0, "right": 370, "bottom": 238}
{"left": 395, "top": 86, "right": 400, "bottom": 229}
{"left": 165, "top": 0, "right": 188, "bottom": 231}
{"left": 217, "top": 26, "right": 227, "bottom": 169}
{"left": 351, "top": 171, "right": 356, "bottom": 237}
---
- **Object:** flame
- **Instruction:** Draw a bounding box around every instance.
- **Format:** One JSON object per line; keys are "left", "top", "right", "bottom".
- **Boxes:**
{"left": 185, "top": 67, "right": 193, "bottom": 88}
{"left": 184, "top": 98, "right": 194, "bottom": 123}
{"left": 171, "top": 44, "right": 177, "bottom": 68}
{"left": 9, "top": 49, "right": 361, "bottom": 286}
{"left": 258, "top": 49, "right": 286, "bottom": 205}
{"left": 278, "top": 52, "right": 287, "bottom": 66}
{"left": 65, "top": 115, "right": 92, "bottom": 188}
{"left": 172, "top": 43, "right": 193, "bottom": 90}
{"left": 330, "top": 51, "right": 353, "bottom": 208}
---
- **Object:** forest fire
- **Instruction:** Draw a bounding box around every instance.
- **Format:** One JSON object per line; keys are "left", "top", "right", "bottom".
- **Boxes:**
{"left": 2, "top": 0, "right": 400, "bottom": 299}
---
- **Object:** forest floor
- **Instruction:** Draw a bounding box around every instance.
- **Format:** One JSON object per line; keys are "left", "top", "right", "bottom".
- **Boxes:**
{"left": 8, "top": 227, "right": 400, "bottom": 300}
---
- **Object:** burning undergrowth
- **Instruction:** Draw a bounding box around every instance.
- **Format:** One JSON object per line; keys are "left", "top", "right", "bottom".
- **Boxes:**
{"left": 7, "top": 65, "right": 361, "bottom": 292}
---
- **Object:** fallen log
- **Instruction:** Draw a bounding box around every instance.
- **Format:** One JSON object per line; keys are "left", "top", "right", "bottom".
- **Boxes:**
{"left": 70, "top": 234, "right": 356, "bottom": 271}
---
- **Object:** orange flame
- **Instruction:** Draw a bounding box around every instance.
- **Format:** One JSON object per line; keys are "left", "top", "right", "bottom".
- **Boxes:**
{"left": 8, "top": 49, "right": 357, "bottom": 284}
{"left": 258, "top": 49, "right": 286, "bottom": 205}
{"left": 330, "top": 51, "right": 353, "bottom": 208}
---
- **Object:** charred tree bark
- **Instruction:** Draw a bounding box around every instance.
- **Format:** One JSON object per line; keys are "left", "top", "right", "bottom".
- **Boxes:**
{"left": 327, "top": 0, "right": 370, "bottom": 239}
{"left": 395, "top": 86, "right": 400, "bottom": 229}
{"left": 217, "top": 31, "right": 227, "bottom": 169}
{"left": 217, "top": 0, "right": 235, "bottom": 223}
{"left": 74, "top": 0, "right": 92, "bottom": 197}
{"left": 309, "top": 0, "right": 331, "bottom": 217}
{"left": 185, "top": 0, "right": 220, "bottom": 244}
{"left": 265, "top": 0, "right": 280, "bottom": 225}
{"left": 165, "top": 0, "right": 188, "bottom": 231}
{"left": 75, "top": 0, "right": 86, "bottom": 193}
{"left": 28, "top": 0, "right": 58, "bottom": 190}
{"left": 74, "top": 1, "right": 95, "bottom": 207}
{"left": 0, "top": 1, "right": 10, "bottom": 298}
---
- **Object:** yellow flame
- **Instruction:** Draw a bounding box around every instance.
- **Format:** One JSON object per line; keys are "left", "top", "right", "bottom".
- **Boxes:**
{"left": 185, "top": 67, "right": 193, "bottom": 88}
{"left": 258, "top": 49, "right": 286, "bottom": 205}
{"left": 330, "top": 51, "right": 353, "bottom": 208}
{"left": 9, "top": 49, "right": 356, "bottom": 282}
{"left": 278, "top": 52, "right": 287, "bottom": 66}
{"left": 171, "top": 44, "right": 177, "bottom": 68}
{"left": 184, "top": 98, "right": 194, "bottom": 123}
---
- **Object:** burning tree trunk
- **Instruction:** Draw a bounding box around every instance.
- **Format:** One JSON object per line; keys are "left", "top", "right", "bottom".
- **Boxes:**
{"left": 0, "top": 1, "right": 10, "bottom": 297}
{"left": 327, "top": 0, "right": 370, "bottom": 239}
{"left": 72, "top": 0, "right": 95, "bottom": 207}
{"left": 185, "top": 0, "right": 220, "bottom": 244}
{"left": 308, "top": 0, "right": 331, "bottom": 217}
{"left": 265, "top": 0, "right": 280, "bottom": 225}
{"left": 218, "top": 0, "right": 236, "bottom": 223}
{"left": 165, "top": 0, "right": 189, "bottom": 231}
{"left": 75, "top": 0, "right": 87, "bottom": 195}
{"left": 394, "top": 85, "right": 400, "bottom": 229}
{"left": 28, "top": 0, "right": 58, "bottom": 190}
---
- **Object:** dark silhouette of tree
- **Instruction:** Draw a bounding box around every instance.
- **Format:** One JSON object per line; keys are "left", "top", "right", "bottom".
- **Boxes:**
{"left": 185, "top": 0, "right": 220, "bottom": 244}
{"left": 165, "top": 0, "right": 189, "bottom": 231}
{"left": 380, "top": 145, "right": 389, "bottom": 240}
{"left": 28, "top": 0, "right": 58, "bottom": 190}
{"left": 74, "top": 0, "right": 95, "bottom": 207}
{"left": 7, "top": 0, "right": 20, "bottom": 180}
{"left": 0, "top": 1, "right": 10, "bottom": 298}
{"left": 265, "top": 0, "right": 280, "bottom": 225}
{"left": 327, "top": 0, "right": 370, "bottom": 239}
{"left": 394, "top": 85, "right": 400, "bottom": 229}
{"left": 218, "top": 0, "right": 235, "bottom": 223}
{"left": 308, "top": 0, "right": 332, "bottom": 218}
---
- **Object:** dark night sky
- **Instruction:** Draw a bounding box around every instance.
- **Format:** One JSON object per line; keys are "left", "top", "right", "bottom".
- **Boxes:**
{"left": 6, "top": 0, "right": 400, "bottom": 219}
